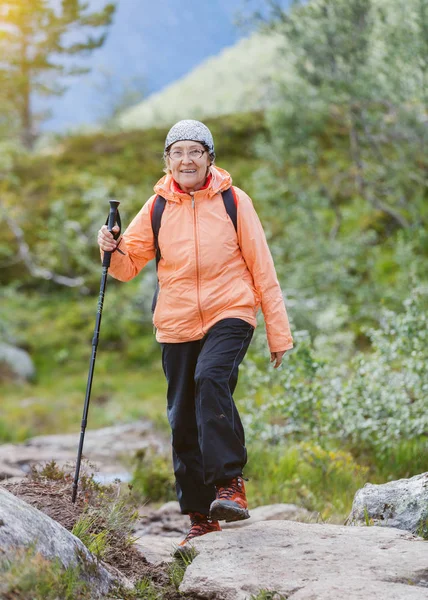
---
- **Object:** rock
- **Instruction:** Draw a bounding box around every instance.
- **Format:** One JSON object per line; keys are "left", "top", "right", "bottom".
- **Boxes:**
{"left": 223, "top": 503, "right": 315, "bottom": 529}
{"left": 133, "top": 501, "right": 315, "bottom": 565}
{"left": 180, "top": 520, "right": 428, "bottom": 600}
{"left": 135, "top": 501, "right": 188, "bottom": 538}
{"left": 0, "top": 488, "right": 131, "bottom": 598}
{"left": 0, "top": 421, "right": 167, "bottom": 483}
{"left": 0, "top": 342, "right": 35, "bottom": 382}
{"left": 345, "top": 472, "right": 428, "bottom": 535}
{"left": 135, "top": 501, "right": 313, "bottom": 541}
{"left": 134, "top": 535, "right": 176, "bottom": 565}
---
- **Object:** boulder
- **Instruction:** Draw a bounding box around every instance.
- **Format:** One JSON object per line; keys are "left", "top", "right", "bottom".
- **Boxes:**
{"left": 180, "top": 520, "right": 428, "bottom": 600}
{"left": 134, "top": 535, "right": 176, "bottom": 566}
{"left": 345, "top": 472, "right": 428, "bottom": 536}
{"left": 0, "top": 342, "right": 35, "bottom": 381}
{"left": 0, "top": 488, "right": 131, "bottom": 598}
{"left": 134, "top": 501, "right": 315, "bottom": 566}
{"left": 223, "top": 502, "right": 315, "bottom": 529}
{"left": 135, "top": 501, "right": 313, "bottom": 538}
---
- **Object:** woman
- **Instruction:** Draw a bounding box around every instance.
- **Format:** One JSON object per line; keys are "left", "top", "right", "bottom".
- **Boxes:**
{"left": 98, "top": 119, "right": 293, "bottom": 550}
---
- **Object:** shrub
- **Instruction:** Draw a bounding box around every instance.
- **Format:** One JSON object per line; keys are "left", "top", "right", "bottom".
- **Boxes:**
{"left": 130, "top": 449, "right": 176, "bottom": 503}
{"left": 246, "top": 441, "right": 368, "bottom": 519}
{"left": 243, "top": 284, "right": 428, "bottom": 460}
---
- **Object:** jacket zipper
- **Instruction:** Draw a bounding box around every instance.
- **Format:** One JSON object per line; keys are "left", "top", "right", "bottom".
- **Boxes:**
{"left": 192, "top": 194, "right": 205, "bottom": 331}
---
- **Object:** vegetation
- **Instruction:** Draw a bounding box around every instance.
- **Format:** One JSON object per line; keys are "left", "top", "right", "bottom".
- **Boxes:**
{"left": 1, "top": 0, "right": 427, "bottom": 552}
{"left": 1, "top": 462, "right": 197, "bottom": 599}
{"left": 131, "top": 449, "right": 176, "bottom": 504}
{"left": 0, "top": 547, "right": 90, "bottom": 600}
{"left": 117, "top": 34, "right": 284, "bottom": 130}
{"left": 0, "top": 0, "right": 115, "bottom": 148}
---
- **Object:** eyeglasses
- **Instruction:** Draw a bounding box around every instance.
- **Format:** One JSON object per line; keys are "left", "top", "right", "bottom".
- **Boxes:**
{"left": 168, "top": 149, "right": 206, "bottom": 161}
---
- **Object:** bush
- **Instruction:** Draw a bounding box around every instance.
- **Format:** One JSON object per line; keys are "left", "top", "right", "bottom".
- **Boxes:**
{"left": 243, "top": 284, "right": 428, "bottom": 463}
{"left": 246, "top": 441, "right": 368, "bottom": 520}
{"left": 130, "top": 449, "right": 176, "bottom": 503}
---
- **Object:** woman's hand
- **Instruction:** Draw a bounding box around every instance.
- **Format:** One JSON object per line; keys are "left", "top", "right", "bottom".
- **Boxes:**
{"left": 97, "top": 225, "right": 120, "bottom": 252}
{"left": 270, "top": 350, "right": 288, "bottom": 369}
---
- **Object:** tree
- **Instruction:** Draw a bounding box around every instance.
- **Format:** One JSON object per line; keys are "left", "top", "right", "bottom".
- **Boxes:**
{"left": 252, "top": 0, "right": 427, "bottom": 232}
{"left": 0, "top": 0, "right": 116, "bottom": 149}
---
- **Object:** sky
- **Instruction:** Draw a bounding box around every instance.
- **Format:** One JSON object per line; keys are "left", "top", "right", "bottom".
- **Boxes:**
{"left": 36, "top": 0, "right": 284, "bottom": 132}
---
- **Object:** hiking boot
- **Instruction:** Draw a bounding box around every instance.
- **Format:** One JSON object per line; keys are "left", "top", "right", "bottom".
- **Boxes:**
{"left": 209, "top": 476, "right": 250, "bottom": 523}
{"left": 174, "top": 512, "right": 221, "bottom": 558}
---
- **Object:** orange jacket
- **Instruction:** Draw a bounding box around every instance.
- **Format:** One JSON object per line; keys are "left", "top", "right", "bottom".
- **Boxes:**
{"left": 105, "top": 166, "right": 293, "bottom": 353}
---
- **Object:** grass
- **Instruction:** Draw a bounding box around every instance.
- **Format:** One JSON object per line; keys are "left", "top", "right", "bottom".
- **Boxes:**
{"left": 130, "top": 449, "right": 176, "bottom": 504}
{"left": 0, "top": 291, "right": 167, "bottom": 443}
{"left": 250, "top": 592, "right": 289, "bottom": 600}
{"left": 0, "top": 547, "right": 90, "bottom": 600}
{"left": 0, "top": 546, "right": 193, "bottom": 600}
{"left": 245, "top": 441, "right": 370, "bottom": 523}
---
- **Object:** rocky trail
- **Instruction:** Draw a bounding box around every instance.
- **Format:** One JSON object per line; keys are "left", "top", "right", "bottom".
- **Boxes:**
{"left": 0, "top": 421, "right": 167, "bottom": 485}
{"left": 1, "top": 422, "right": 428, "bottom": 599}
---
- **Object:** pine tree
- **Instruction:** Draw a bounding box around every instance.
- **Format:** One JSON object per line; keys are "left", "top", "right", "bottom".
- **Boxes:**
{"left": 0, "top": 0, "right": 116, "bottom": 149}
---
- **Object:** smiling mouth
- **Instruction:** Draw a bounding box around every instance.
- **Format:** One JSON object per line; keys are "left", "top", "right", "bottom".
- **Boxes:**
{"left": 181, "top": 170, "right": 197, "bottom": 173}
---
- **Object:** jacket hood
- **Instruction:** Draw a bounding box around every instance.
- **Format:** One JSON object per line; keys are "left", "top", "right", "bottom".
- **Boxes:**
{"left": 154, "top": 165, "right": 232, "bottom": 202}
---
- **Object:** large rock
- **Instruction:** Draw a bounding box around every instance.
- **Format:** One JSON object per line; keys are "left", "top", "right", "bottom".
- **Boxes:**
{"left": 136, "top": 501, "right": 313, "bottom": 537}
{"left": 134, "top": 501, "right": 315, "bottom": 565}
{"left": 0, "top": 342, "right": 35, "bottom": 382}
{"left": 180, "top": 520, "right": 428, "bottom": 600}
{"left": 0, "top": 421, "right": 167, "bottom": 483}
{"left": 0, "top": 488, "right": 130, "bottom": 598}
{"left": 345, "top": 472, "right": 428, "bottom": 536}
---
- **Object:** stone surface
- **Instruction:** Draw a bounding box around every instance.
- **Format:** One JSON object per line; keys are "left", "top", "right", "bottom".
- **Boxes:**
{"left": 134, "top": 501, "right": 315, "bottom": 566}
{"left": 0, "top": 421, "right": 167, "bottom": 483}
{"left": 345, "top": 472, "right": 428, "bottom": 535}
{"left": 136, "top": 501, "right": 313, "bottom": 537}
{"left": 0, "top": 342, "right": 35, "bottom": 382}
{"left": 180, "top": 520, "right": 428, "bottom": 600}
{"left": 134, "top": 535, "right": 177, "bottom": 565}
{"left": 223, "top": 503, "right": 315, "bottom": 529}
{"left": 0, "top": 488, "right": 130, "bottom": 597}
{"left": 135, "top": 501, "right": 188, "bottom": 538}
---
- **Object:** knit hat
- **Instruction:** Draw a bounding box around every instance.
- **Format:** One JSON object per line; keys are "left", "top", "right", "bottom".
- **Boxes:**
{"left": 165, "top": 119, "right": 215, "bottom": 156}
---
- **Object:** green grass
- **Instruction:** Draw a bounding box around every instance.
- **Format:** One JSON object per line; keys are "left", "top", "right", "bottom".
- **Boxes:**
{"left": 130, "top": 449, "right": 176, "bottom": 504}
{"left": 0, "top": 291, "right": 168, "bottom": 443}
{"left": 0, "top": 365, "right": 167, "bottom": 442}
{"left": 250, "top": 592, "right": 288, "bottom": 600}
{"left": 245, "top": 441, "right": 370, "bottom": 523}
{"left": 0, "top": 547, "right": 90, "bottom": 600}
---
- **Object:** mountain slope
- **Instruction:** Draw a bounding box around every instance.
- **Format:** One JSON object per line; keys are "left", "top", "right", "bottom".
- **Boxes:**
{"left": 117, "top": 33, "right": 286, "bottom": 130}
{"left": 38, "top": 0, "right": 290, "bottom": 132}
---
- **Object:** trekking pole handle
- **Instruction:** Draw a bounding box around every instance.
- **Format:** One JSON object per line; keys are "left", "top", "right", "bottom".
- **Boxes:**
{"left": 107, "top": 199, "right": 120, "bottom": 233}
{"left": 103, "top": 199, "right": 120, "bottom": 268}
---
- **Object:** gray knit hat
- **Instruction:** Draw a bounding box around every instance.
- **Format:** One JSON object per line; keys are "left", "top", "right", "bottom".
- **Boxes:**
{"left": 165, "top": 119, "right": 215, "bottom": 156}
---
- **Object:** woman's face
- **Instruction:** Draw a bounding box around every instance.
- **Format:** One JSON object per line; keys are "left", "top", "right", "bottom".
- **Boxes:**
{"left": 166, "top": 140, "right": 211, "bottom": 193}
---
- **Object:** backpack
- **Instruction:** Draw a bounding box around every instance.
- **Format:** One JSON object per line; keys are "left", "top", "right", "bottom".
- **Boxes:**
{"left": 150, "top": 187, "right": 238, "bottom": 313}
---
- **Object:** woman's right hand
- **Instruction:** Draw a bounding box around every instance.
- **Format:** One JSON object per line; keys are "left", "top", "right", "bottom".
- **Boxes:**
{"left": 97, "top": 225, "right": 120, "bottom": 252}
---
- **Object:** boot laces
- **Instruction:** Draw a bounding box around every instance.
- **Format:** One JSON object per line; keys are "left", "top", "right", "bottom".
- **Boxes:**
{"left": 185, "top": 512, "right": 215, "bottom": 541}
{"left": 216, "top": 476, "right": 243, "bottom": 501}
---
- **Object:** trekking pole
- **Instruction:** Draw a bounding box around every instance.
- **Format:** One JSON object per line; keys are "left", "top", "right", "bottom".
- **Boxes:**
{"left": 71, "top": 199, "right": 121, "bottom": 503}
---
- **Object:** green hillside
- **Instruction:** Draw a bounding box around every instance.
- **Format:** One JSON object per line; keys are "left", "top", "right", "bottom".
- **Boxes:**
{"left": 117, "top": 33, "right": 289, "bottom": 130}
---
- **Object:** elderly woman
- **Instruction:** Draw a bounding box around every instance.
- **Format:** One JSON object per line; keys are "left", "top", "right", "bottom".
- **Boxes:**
{"left": 98, "top": 120, "right": 293, "bottom": 550}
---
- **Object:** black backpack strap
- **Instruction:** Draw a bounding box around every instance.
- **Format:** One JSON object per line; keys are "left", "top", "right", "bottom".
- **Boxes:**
{"left": 221, "top": 187, "right": 238, "bottom": 232}
{"left": 151, "top": 195, "right": 167, "bottom": 271}
{"left": 150, "top": 195, "right": 166, "bottom": 314}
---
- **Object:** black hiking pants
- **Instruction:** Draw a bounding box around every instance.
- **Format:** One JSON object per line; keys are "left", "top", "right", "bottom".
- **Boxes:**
{"left": 160, "top": 318, "right": 254, "bottom": 515}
